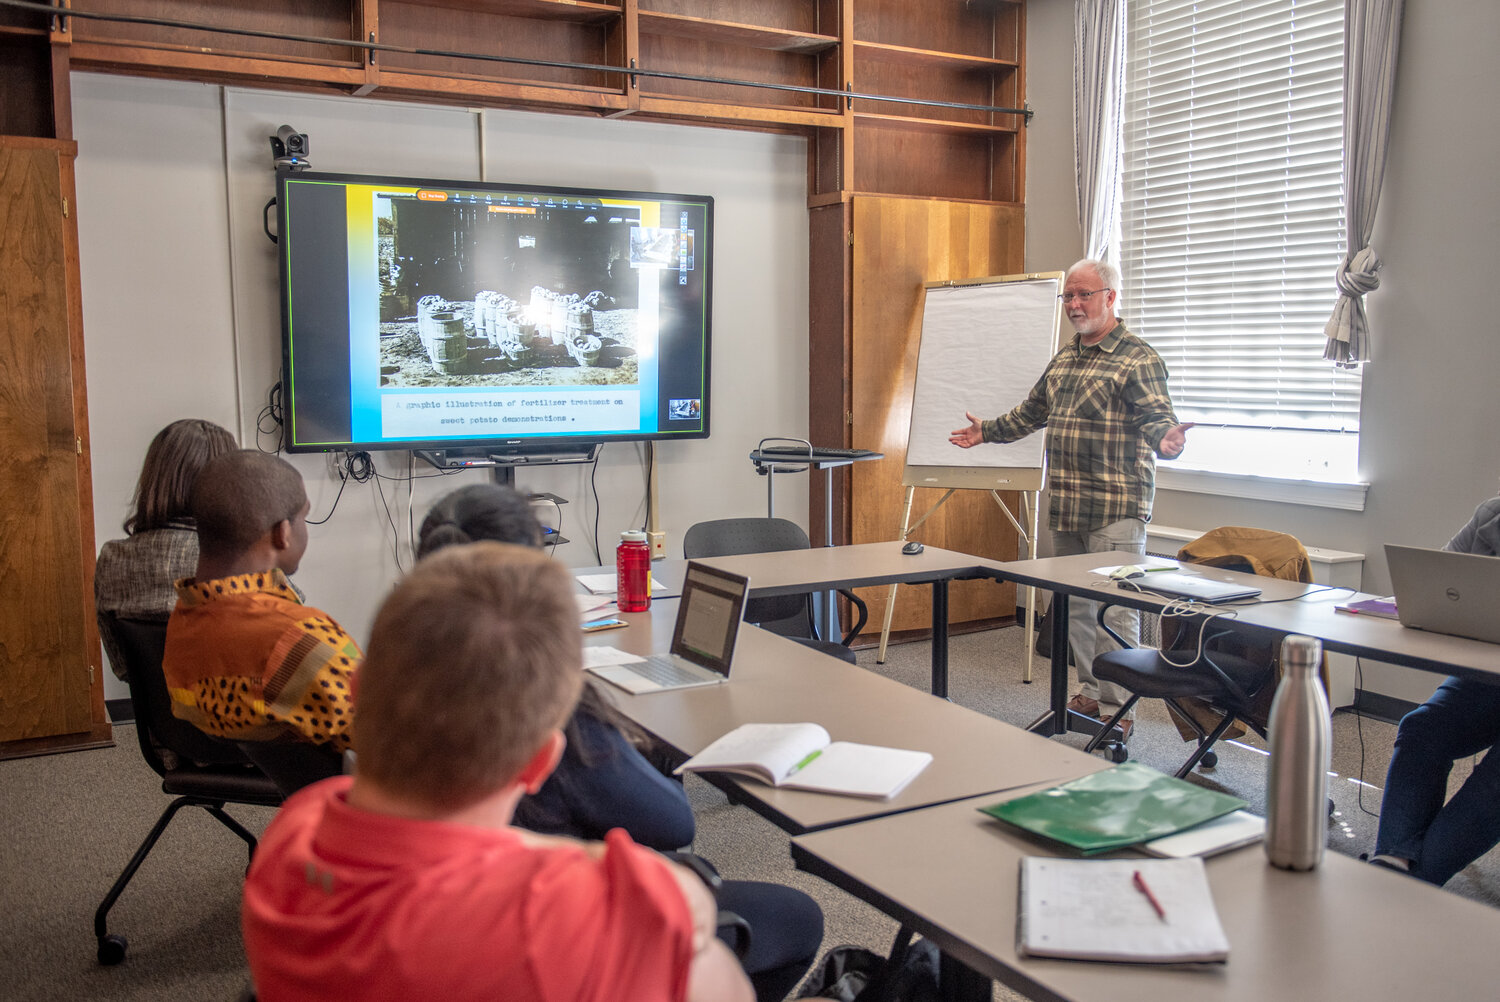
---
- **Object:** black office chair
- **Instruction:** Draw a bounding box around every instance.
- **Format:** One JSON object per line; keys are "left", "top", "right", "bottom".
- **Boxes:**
{"left": 683, "top": 517, "right": 869, "bottom": 664}
{"left": 94, "top": 613, "right": 283, "bottom": 966}
{"left": 234, "top": 739, "right": 344, "bottom": 798}
{"left": 1083, "top": 528, "right": 1314, "bottom": 776}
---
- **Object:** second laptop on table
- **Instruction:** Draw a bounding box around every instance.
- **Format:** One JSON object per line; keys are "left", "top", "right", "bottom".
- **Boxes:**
{"left": 588, "top": 561, "right": 749, "bottom": 694}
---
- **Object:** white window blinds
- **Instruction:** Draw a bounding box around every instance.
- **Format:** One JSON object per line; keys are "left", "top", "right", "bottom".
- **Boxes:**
{"left": 1118, "top": 0, "right": 1359, "bottom": 433}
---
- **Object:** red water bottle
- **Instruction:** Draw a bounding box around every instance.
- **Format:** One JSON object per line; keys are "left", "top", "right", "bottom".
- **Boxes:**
{"left": 616, "top": 530, "right": 651, "bottom": 612}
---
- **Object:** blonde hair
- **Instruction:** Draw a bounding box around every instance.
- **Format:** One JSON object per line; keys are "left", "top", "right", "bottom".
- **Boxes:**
{"left": 353, "top": 542, "right": 583, "bottom": 811}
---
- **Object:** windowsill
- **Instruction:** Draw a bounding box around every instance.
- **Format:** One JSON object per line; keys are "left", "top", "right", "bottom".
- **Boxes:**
{"left": 1155, "top": 425, "right": 1367, "bottom": 511}
{"left": 1157, "top": 467, "right": 1369, "bottom": 511}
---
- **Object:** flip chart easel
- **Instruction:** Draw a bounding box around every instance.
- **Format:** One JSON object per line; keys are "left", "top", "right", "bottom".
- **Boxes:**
{"left": 877, "top": 272, "right": 1065, "bottom": 681}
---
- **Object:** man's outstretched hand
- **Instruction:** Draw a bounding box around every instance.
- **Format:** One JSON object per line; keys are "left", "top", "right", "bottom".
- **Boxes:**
{"left": 1160, "top": 422, "right": 1194, "bottom": 459}
{"left": 949, "top": 412, "right": 984, "bottom": 449}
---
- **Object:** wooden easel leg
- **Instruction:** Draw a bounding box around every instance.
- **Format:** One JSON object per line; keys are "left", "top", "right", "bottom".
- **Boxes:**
{"left": 988, "top": 489, "right": 1040, "bottom": 683}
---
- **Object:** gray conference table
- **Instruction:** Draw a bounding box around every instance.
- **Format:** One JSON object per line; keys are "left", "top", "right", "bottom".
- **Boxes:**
{"left": 597, "top": 543, "right": 1000, "bottom": 697}
{"left": 690, "top": 542, "right": 1000, "bottom": 698}
{"left": 791, "top": 788, "right": 1500, "bottom": 1002}
{"left": 583, "top": 598, "right": 1106, "bottom": 834}
{"left": 987, "top": 551, "right": 1500, "bottom": 738}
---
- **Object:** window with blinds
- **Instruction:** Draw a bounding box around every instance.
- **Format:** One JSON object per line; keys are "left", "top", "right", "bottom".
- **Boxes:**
{"left": 1117, "top": 0, "right": 1359, "bottom": 440}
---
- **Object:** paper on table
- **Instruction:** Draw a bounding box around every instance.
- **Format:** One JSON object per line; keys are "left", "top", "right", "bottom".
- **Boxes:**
{"left": 581, "top": 647, "right": 646, "bottom": 669}
{"left": 1141, "top": 810, "right": 1265, "bottom": 858}
{"left": 1018, "top": 857, "right": 1229, "bottom": 964}
{"left": 576, "top": 574, "right": 670, "bottom": 596}
{"left": 576, "top": 594, "right": 616, "bottom": 620}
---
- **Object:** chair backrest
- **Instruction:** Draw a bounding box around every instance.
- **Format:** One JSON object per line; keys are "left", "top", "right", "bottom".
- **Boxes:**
{"left": 97, "top": 612, "right": 257, "bottom": 775}
{"left": 1172, "top": 526, "right": 1322, "bottom": 721}
{"left": 682, "top": 517, "right": 813, "bottom": 633}
{"left": 1177, "top": 526, "right": 1312, "bottom": 584}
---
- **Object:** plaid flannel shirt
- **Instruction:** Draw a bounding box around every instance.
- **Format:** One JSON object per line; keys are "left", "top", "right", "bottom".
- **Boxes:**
{"left": 981, "top": 322, "right": 1179, "bottom": 533}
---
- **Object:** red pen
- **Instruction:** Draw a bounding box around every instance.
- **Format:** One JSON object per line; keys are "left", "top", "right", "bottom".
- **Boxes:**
{"left": 1133, "top": 869, "right": 1168, "bottom": 921}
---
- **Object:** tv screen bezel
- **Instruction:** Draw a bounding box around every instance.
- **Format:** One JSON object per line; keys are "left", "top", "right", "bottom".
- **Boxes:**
{"left": 275, "top": 169, "right": 714, "bottom": 456}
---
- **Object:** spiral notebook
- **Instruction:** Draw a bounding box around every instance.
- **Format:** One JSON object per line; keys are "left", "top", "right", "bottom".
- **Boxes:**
{"left": 1018, "top": 857, "right": 1230, "bottom": 964}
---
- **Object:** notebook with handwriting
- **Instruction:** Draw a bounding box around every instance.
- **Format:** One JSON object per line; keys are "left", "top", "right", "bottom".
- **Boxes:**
{"left": 1018, "top": 857, "right": 1229, "bottom": 964}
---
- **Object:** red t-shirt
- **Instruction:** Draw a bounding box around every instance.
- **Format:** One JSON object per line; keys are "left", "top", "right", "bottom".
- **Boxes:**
{"left": 243, "top": 777, "right": 695, "bottom": 1002}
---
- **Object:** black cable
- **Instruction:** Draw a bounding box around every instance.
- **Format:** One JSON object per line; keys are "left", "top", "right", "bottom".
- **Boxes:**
{"left": 308, "top": 464, "right": 349, "bottom": 525}
{"left": 371, "top": 467, "right": 403, "bottom": 573}
{"left": 589, "top": 446, "right": 603, "bottom": 565}
{"left": 643, "top": 442, "right": 653, "bottom": 533}
{"left": 256, "top": 381, "right": 285, "bottom": 453}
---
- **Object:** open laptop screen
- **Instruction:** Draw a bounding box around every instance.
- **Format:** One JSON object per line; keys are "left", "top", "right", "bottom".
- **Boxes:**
{"left": 671, "top": 562, "right": 749, "bottom": 675}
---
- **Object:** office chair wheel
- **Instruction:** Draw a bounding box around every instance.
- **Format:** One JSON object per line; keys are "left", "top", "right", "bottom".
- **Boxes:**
{"left": 97, "top": 933, "right": 127, "bottom": 966}
{"left": 1107, "top": 743, "right": 1129, "bottom": 764}
{"left": 1199, "top": 751, "right": 1218, "bottom": 769}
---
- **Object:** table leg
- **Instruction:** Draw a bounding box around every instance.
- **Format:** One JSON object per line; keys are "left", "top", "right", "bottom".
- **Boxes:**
{"left": 1026, "top": 591, "right": 1072, "bottom": 735}
{"left": 931, "top": 579, "right": 949, "bottom": 698}
{"left": 938, "top": 951, "right": 992, "bottom": 1002}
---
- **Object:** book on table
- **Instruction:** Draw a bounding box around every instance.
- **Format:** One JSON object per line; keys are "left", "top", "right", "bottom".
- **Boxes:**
{"left": 1334, "top": 595, "right": 1399, "bottom": 620}
{"left": 674, "top": 722, "right": 932, "bottom": 799}
{"left": 979, "top": 761, "right": 1247, "bottom": 854}
{"left": 1018, "top": 856, "right": 1230, "bottom": 964}
{"left": 1140, "top": 810, "right": 1265, "bottom": 858}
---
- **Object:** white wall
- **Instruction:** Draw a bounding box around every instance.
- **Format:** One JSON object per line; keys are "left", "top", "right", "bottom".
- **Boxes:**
{"left": 76, "top": 76, "right": 810, "bottom": 699}
{"left": 1024, "top": 0, "right": 1500, "bottom": 702}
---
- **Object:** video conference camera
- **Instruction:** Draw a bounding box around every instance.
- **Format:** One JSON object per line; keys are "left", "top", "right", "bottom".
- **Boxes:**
{"left": 270, "top": 125, "right": 311, "bottom": 171}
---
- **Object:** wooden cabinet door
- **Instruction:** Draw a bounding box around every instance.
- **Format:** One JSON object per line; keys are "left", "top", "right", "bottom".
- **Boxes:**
{"left": 849, "top": 195, "right": 1026, "bottom": 634}
{"left": 0, "top": 138, "right": 107, "bottom": 751}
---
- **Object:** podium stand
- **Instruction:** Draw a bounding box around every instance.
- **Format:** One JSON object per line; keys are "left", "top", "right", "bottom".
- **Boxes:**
{"left": 748, "top": 439, "right": 885, "bottom": 638}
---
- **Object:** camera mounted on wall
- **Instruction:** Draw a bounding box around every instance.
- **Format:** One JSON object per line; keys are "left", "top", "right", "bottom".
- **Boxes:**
{"left": 269, "top": 125, "right": 311, "bottom": 171}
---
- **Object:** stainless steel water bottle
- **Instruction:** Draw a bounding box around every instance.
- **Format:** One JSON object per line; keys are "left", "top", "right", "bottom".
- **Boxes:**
{"left": 1264, "top": 634, "right": 1331, "bottom": 870}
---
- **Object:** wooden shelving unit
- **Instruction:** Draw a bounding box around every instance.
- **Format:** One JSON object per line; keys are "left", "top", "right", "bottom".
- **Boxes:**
{"left": 0, "top": 1, "right": 1032, "bottom": 718}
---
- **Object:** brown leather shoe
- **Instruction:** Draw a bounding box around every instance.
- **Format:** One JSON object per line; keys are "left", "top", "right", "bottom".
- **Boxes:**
{"left": 1066, "top": 694, "right": 1101, "bottom": 718}
{"left": 1113, "top": 718, "right": 1134, "bottom": 743}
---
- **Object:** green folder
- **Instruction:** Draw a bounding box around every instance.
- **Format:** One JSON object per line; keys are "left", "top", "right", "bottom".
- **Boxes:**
{"left": 979, "top": 762, "right": 1248, "bottom": 855}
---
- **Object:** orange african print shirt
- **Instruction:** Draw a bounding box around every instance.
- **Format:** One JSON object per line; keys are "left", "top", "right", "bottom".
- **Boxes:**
{"left": 163, "top": 570, "right": 359, "bottom": 751}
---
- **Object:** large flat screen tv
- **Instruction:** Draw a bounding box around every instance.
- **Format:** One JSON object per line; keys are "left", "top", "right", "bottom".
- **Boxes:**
{"left": 276, "top": 170, "right": 712, "bottom": 456}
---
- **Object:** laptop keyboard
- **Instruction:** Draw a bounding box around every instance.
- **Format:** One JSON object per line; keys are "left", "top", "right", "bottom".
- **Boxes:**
{"left": 632, "top": 654, "right": 713, "bottom": 687}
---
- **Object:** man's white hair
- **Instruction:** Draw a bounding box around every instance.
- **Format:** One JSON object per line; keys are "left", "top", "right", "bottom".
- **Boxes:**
{"left": 1067, "top": 258, "right": 1121, "bottom": 293}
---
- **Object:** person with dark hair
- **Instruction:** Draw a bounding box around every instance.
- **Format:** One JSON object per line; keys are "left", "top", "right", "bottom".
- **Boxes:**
{"left": 1370, "top": 490, "right": 1500, "bottom": 885}
{"left": 416, "top": 484, "right": 822, "bottom": 1002}
{"left": 163, "top": 450, "right": 358, "bottom": 752}
{"left": 94, "top": 419, "right": 236, "bottom": 680}
{"left": 243, "top": 543, "right": 754, "bottom": 1002}
{"left": 419, "top": 483, "right": 692, "bottom": 846}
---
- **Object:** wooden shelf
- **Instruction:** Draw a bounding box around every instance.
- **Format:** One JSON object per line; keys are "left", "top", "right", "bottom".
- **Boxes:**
{"left": 853, "top": 40, "right": 1016, "bottom": 71}
{"left": 636, "top": 94, "right": 843, "bottom": 129}
{"left": 638, "top": 11, "right": 837, "bottom": 54}
{"left": 853, "top": 111, "right": 1018, "bottom": 137}
{"left": 414, "top": 0, "right": 622, "bottom": 23}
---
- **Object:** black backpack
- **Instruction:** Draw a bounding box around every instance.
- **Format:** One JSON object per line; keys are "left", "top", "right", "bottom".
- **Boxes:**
{"left": 797, "top": 937, "right": 941, "bottom": 1002}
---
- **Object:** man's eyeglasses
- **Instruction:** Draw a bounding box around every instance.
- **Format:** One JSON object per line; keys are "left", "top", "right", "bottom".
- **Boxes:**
{"left": 1058, "top": 289, "right": 1109, "bottom": 304}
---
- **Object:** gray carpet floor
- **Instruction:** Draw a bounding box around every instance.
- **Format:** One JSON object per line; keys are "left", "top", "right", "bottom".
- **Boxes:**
{"left": 3, "top": 623, "right": 1495, "bottom": 1001}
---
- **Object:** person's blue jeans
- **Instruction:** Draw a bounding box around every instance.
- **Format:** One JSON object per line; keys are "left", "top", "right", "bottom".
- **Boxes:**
{"left": 1050, "top": 518, "right": 1146, "bottom": 716}
{"left": 1375, "top": 675, "right": 1500, "bottom": 886}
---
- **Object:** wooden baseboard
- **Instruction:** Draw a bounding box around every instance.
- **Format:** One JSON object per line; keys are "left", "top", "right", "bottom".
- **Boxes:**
{"left": 0, "top": 723, "right": 115, "bottom": 761}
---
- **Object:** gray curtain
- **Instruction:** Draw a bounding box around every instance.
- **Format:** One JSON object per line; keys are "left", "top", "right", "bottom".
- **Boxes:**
{"left": 1073, "top": 0, "right": 1125, "bottom": 261}
{"left": 1323, "top": 0, "right": 1406, "bottom": 368}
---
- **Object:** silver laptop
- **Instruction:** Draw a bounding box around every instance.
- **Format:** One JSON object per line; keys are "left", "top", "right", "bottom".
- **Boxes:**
{"left": 1138, "top": 571, "right": 1262, "bottom": 604}
{"left": 1386, "top": 544, "right": 1500, "bottom": 645}
{"left": 589, "top": 562, "right": 749, "bottom": 694}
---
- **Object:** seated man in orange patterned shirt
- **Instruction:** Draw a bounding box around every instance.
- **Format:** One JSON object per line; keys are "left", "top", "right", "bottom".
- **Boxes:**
{"left": 163, "top": 450, "right": 358, "bottom": 756}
